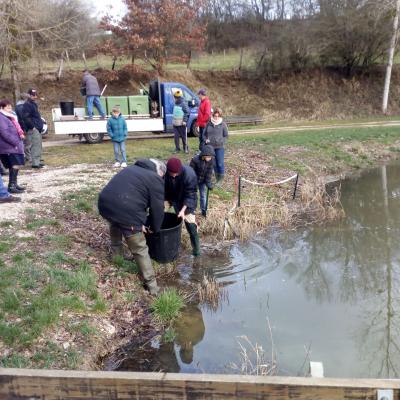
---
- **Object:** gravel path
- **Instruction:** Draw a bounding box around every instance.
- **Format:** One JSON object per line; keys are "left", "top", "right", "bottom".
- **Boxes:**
{"left": 1, "top": 164, "right": 113, "bottom": 222}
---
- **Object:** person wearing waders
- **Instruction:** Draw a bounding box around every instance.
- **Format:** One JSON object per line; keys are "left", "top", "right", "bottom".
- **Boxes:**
{"left": 98, "top": 158, "right": 166, "bottom": 296}
{"left": 189, "top": 144, "right": 215, "bottom": 217}
{"left": 172, "top": 89, "right": 190, "bottom": 154}
{"left": 22, "top": 89, "right": 44, "bottom": 169}
{"left": 164, "top": 157, "right": 200, "bottom": 257}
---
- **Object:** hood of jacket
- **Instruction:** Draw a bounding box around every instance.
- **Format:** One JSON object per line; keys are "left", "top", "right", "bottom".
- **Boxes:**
{"left": 135, "top": 158, "right": 157, "bottom": 173}
{"left": 200, "top": 144, "right": 215, "bottom": 157}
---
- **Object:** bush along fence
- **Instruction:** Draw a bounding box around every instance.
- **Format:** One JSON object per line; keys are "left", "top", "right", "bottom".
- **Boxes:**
{"left": 222, "top": 173, "right": 299, "bottom": 240}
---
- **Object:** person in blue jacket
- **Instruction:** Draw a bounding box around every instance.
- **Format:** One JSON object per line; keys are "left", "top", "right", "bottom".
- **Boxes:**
{"left": 107, "top": 106, "right": 128, "bottom": 168}
{"left": 172, "top": 90, "right": 190, "bottom": 154}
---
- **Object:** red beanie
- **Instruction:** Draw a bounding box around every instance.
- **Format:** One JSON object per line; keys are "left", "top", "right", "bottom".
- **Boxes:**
{"left": 167, "top": 157, "right": 183, "bottom": 174}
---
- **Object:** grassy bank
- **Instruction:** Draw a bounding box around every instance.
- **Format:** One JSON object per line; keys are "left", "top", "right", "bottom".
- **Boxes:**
{"left": 2, "top": 124, "right": 400, "bottom": 369}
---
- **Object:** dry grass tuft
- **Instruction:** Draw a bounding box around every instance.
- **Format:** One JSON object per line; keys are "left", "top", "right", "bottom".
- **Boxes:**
{"left": 200, "top": 176, "right": 343, "bottom": 242}
{"left": 197, "top": 275, "right": 228, "bottom": 311}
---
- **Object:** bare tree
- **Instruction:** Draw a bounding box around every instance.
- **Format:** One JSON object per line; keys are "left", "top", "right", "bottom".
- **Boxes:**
{"left": 382, "top": 0, "right": 400, "bottom": 114}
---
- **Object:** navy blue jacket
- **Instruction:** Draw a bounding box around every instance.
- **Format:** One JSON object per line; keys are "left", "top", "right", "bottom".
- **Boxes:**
{"left": 98, "top": 159, "right": 165, "bottom": 233}
{"left": 15, "top": 103, "right": 26, "bottom": 132}
{"left": 22, "top": 99, "right": 43, "bottom": 131}
{"left": 165, "top": 165, "right": 198, "bottom": 214}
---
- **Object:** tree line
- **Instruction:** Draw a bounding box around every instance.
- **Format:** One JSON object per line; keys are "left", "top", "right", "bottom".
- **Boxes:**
{"left": 1, "top": 0, "right": 400, "bottom": 99}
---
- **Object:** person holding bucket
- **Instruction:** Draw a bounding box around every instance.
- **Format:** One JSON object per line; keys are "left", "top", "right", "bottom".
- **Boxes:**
{"left": 98, "top": 158, "right": 166, "bottom": 296}
{"left": 164, "top": 157, "right": 200, "bottom": 257}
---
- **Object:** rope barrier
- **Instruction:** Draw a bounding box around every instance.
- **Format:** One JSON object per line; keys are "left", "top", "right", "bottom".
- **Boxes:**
{"left": 240, "top": 173, "right": 298, "bottom": 187}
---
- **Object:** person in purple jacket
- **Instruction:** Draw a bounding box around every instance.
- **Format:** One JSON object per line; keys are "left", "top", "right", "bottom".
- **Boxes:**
{"left": 0, "top": 99, "right": 26, "bottom": 194}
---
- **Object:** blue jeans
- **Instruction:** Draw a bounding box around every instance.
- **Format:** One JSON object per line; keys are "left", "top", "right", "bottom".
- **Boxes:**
{"left": 0, "top": 175, "right": 10, "bottom": 199}
{"left": 87, "top": 96, "right": 105, "bottom": 117}
{"left": 113, "top": 141, "right": 127, "bottom": 162}
{"left": 199, "top": 183, "right": 208, "bottom": 212}
{"left": 214, "top": 147, "right": 225, "bottom": 175}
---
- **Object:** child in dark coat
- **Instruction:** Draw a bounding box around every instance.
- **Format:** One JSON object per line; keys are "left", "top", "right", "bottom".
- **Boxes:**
{"left": 189, "top": 145, "right": 215, "bottom": 217}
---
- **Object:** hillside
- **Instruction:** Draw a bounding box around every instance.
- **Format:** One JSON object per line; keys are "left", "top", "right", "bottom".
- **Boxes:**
{"left": 1, "top": 67, "right": 400, "bottom": 132}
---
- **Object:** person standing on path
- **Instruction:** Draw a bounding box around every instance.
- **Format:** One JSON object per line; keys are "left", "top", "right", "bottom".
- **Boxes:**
{"left": 0, "top": 174, "right": 20, "bottom": 203}
{"left": 107, "top": 106, "right": 128, "bottom": 168}
{"left": 172, "top": 90, "right": 190, "bottom": 154}
{"left": 22, "top": 89, "right": 44, "bottom": 169}
{"left": 0, "top": 99, "right": 26, "bottom": 193}
{"left": 80, "top": 70, "right": 106, "bottom": 119}
{"left": 196, "top": 88, "right": 211, "bottom": 150}
{"left": 164, "top": 157, "right": 200, "bottom": 257}
{"left": 98, "top": 158, "right": 166, "bottom": 296}
{"left": 204, "top": 107, "right": 228, "bottom": 183}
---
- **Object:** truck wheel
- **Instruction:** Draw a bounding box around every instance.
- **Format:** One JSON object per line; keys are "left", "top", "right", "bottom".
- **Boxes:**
{"left": 190, "top": 121, "right": 199, "bottom": 137}
{"left": 84, "top": 133, "right": 104, "bottom": 144}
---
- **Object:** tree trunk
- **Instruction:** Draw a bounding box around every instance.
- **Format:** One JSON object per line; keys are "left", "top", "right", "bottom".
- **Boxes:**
{"left": 82, "top": 51, "right": 88, "bottom": 69}
{"left": 382, "top": 0, "right": 400, "bottom": 114}
{"left": 10, "top": 61, "right": 20, "bottom": 103}
{"left": 57, "top": 55, "right": 64, "bottom": 80}
{"left": 239, "top": 48, "right": 244, "bottom": 71}
{"left": 186, "top": 49, "right": 192, "bottom": 69}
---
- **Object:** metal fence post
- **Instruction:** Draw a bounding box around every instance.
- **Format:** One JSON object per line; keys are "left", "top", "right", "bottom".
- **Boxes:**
{"left": 292, "top": 174, "right": 299, "bottom": 200}
{"left": 238, "top": 176, "right": 242, "bottom": 207}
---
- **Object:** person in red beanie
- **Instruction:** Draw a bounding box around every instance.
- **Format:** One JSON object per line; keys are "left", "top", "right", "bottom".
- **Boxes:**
{"left": 196, "top": 88, "right": 211, "bottom": 150}
{"left": 165, "top": 157, "right": 200, "bottom": 256}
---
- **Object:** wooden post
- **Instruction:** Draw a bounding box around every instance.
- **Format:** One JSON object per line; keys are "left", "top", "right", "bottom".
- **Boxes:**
{"left": 292, "top": 173, "right": 299, "bottom": 200}
{"left": 238, "top": 176, "right": 242, "bottom": 207}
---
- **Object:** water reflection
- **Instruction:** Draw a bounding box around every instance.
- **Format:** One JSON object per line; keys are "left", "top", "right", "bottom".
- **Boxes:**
{"left": 116, "top": 163, "right": 400, "bottom": 378}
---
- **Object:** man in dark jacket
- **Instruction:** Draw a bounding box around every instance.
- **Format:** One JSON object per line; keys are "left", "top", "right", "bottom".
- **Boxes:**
{"left": 172, "top": 90, "right": 190, "bottom": 154}
{"left": 81, "top": 70, "right": 106, "bottom": 118}
{"left": 189, "top": 144, "right": 215, "bottom": 217}
{"left": 98, "top": 158, "right": 166, "bottom": 295}
{"left": 22, "top": 89, "right": 44, "bottom": 169}
{"left": 165, "top": 157, "right": 200, "bottom": 256}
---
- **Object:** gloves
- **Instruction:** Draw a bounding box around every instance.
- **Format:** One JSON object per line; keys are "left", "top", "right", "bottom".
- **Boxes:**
{"left": 208, "top": 185, "right": 213, "bottom": 191}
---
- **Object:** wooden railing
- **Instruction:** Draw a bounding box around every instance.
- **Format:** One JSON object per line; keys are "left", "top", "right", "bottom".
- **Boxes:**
{"left": 1, "top": 368, "right": 400, "bottom": 399}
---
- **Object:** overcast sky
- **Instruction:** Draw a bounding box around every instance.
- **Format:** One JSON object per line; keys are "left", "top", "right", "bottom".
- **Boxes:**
{"left": 91, "top": 0, "right": 127, "bottom": 19}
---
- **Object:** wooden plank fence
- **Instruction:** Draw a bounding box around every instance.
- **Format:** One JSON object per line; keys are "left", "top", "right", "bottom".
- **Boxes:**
{"left": 1, "top": 368, "right": 400, "bottom": 399}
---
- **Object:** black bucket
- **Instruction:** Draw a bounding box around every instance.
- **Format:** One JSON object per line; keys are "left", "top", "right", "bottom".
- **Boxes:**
{"left": 146, "top": 212, "right": 182, "bottom": 263}
{"left": 60, "top": 101, "right": 74, "bottom": 116}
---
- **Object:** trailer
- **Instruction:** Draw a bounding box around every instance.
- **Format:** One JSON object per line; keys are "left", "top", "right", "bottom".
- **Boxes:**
{"left": 52, "top": 80, "right": 199, "bottom": 144}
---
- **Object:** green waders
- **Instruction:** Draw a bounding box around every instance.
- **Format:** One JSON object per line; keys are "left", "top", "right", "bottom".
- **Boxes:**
{"left": 125, "top": 233, "right": 159, "bottom": 296}
{"left": 110, "top": 224, "right": 124, "bottom": 257}
{"left": 185, "top": 221, "right": 200, "bottom": 257}
{"left": 110, "top": 225, "right": 159, "bottom": 295}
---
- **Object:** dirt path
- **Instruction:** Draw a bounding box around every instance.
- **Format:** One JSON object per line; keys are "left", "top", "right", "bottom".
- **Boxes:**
{"left": 43, "top": 120, "right": 400, "bottom": 147}
{"left": 1, "top": 165, "right": 113, "bottom": 222}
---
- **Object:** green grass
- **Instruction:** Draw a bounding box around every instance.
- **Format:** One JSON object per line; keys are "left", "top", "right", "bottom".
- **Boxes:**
{"left": 112, "top": 255, "right": 139, "bottom": 275}
{"left": 150, "top": 288, "right": 184, "bottom": 324}
{"left": 44, "top": 234, "right": 72, "bottom": 248}
{"left": 26, "top": 218, "right": 60, "bottom": 230}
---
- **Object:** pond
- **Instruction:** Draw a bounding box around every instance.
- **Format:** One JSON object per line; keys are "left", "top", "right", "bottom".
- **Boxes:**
{"left": 116, "top": 164, "right": 400, "bottom": 378}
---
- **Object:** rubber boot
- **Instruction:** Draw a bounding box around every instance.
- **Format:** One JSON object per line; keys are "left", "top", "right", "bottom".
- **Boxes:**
{"left": 0, "top": 161, "right": 7, "bottom": 176}
{"left": 13, "top": 168, "right": 25, "bottom": 191}
{"left": 185, "top": 222, "right": 201, "bottom": 257}
{"left": 125, "top": 234, "right": 159, "bottom": 296}
{"left": 8, "top": 168, "right": 24, "bottom": 194}
{"left": 109, "top": 224, "right": 123, "bottom": 258}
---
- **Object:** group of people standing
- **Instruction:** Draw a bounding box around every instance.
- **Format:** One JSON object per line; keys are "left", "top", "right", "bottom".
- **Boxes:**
{"left": 0, "top": 89, "right": 45, "bottom": 203}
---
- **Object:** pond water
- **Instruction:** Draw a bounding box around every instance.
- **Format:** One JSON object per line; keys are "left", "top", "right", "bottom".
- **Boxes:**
{"left": 117, "top": 164, "right": 400, "bottom": 378}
